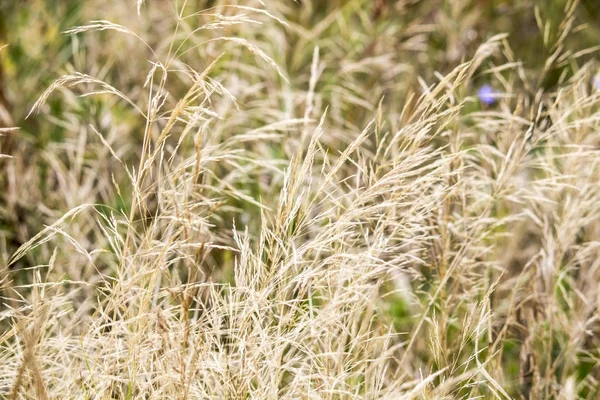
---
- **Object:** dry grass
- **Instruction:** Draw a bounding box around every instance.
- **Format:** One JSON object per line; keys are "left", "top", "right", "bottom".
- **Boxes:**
{"left": 1, "top": 0, "right": 600, "bottom": 398}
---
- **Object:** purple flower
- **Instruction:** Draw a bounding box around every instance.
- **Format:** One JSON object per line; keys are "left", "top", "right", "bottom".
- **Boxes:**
{"left": 593, "top": 75, "right": 600, "bottom": 91}
{"left": 478, "top": 84, "right": 497, "bottom": 105}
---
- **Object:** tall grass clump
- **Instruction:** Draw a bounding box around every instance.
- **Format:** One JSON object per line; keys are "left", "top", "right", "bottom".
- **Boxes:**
{"left": 2, "top": 0, "right": 600, "bottom": 398}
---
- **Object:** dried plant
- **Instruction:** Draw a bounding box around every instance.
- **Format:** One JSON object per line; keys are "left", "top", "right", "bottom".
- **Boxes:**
{"left": 1, "top": 0, "right": 600, "bottom": 398}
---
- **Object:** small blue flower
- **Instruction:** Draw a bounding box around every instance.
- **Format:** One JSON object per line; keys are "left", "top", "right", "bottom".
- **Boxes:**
{"left": 478, "top": 84, "right": 497, "bottom": 105}
{"left": 593, "top": 75, "right": 600, "bottom": 91}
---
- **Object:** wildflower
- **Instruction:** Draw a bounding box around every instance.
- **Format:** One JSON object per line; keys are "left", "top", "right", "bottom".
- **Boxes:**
{"left": 593, "top": 75, "right": 600, "bottom": 91}
{"left": 477, "top": 84, "right": 497, "bottom": 105}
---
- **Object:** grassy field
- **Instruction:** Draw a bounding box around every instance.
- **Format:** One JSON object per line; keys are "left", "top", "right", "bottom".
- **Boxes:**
{"left": 2, "top": 0, "right": 600, "bottom": 398}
